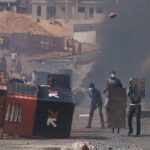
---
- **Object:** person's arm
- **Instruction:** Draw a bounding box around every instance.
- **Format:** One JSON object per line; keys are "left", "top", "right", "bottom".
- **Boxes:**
{"left": 103, "top": 80, "right": 109, "bottom": 93}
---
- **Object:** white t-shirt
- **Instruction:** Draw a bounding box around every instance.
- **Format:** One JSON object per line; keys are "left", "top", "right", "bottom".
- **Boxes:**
{"left": 11, "top": 52, "right": 17, "bottom": 60}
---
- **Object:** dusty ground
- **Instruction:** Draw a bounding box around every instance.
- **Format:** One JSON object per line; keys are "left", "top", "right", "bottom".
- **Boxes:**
{"left": 0, "top": 105, "right": 150, "bottom": 150}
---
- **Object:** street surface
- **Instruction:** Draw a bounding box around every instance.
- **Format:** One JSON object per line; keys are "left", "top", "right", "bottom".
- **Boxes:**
{"left": 0, "top": 106, "right": 150, "bottom": 150}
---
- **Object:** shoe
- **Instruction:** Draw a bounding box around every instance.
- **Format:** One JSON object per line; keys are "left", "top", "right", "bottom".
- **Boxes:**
{"left": 136, "top": 133, "right": 140, "bottom": 137}
{"left": 128, "top": 131, "right": 133, "bottom": 136}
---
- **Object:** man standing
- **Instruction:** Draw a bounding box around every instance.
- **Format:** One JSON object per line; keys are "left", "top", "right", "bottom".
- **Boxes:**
{"left": 103, "top": 70, "right": 122, "bottom": 110}
{"left": 11, "top": 51, "right": 18, "bottom": 67}
{"left": 78, "top": 43, "right": 82, "bottom": 55}
{"left": 103, "top": 70, "right": 123, "bottom": 134}
{"left": 0, "top": 37, "right": 4, "bottom": 50}
{"left": 67, "top": 39, "right": 70, "bottom": 51}
{"left": 31, "top": 70, "right": 38, "bottom": 84}
{"left": 128, "top": 78, "right": 145, "bottom": 137}
{"left": 86, "top": 83, "right": 104, "bottom": 129}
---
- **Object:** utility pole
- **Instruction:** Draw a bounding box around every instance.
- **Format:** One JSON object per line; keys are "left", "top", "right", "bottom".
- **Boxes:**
{"left": 76, "top": 0, "right": 78, "bottom": 20}
{"left": 65, "top": 0, "right": 68, "bottom": 22}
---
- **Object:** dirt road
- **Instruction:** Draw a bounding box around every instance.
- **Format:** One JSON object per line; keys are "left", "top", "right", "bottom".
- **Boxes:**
{"left": 0, "top": 106, "right": 150, "bottom": 150}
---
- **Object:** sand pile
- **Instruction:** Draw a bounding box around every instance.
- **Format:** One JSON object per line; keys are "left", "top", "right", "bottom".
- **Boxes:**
{"left": 39, "top": 20, "right": 74, "bottom": 37}
{"left": 0, "top": 11, "right": 52, "bottom": 36}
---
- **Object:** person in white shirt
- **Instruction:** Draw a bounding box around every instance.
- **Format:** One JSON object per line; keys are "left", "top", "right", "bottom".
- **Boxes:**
{"left": 11, "top": 51, "right": 18, "bottom": 67}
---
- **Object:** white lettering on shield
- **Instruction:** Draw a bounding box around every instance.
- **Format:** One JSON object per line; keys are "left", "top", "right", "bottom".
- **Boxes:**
{"left": 47, "top": 109, "right": 59, "bottom": 127}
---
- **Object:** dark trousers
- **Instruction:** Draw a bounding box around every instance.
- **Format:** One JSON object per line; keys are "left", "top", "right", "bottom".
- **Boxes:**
{"left": 128, "top": 105, "right": 141, "bottom": 135}
{"left": 88, "top": 103, "right": 104, "bottom": 128}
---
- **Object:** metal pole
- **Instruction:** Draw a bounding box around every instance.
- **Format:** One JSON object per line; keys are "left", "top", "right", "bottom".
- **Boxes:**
{"left": 76, "top": 0, "right": 78, "bottom": 20}
{"left": 65, "top": 0, "right": 68, "bottom": 21}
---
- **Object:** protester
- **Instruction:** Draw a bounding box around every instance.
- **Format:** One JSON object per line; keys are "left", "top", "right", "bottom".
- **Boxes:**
{"left": 11, "top": 51, "right": 18, "bottom": 68}
{"left": 127, "top": 78, "right": 145, "bottom": 137}
{"left": 31, "top": 70, "right": 38, "bottom": 84}
{"left": 103, "top": 70, "right": 122, "bottom": 135}
{"left": 72, "top": 45, "right": 76, "bottom": 55}
{"left": 16, "top": 57, "right": 22, "bottom": 75}
{"left": 49, "top": 18, "right": 53, "bottom": 24}
{"left": 0, "top": 37, "right": 4, "bottom": 50}
{"left": 67, "top": 39, "right": 70, "bottom": 51}
{"left": 29, "top": 26, "right": 33, "bottom": 35}
{"left": 47, "top": 77, "right": 56, "bottom": 88}
{"left": 0, "top": 55, "right": 7, "bottom": 73}
{"left": 86, "top": 83, "right": 105, "bottom": 129}
{"left": 37, "top": 18, "right": 40, "bottom": 23}
{"left": 78, "top": 43, "right": 82, "bottom": 55}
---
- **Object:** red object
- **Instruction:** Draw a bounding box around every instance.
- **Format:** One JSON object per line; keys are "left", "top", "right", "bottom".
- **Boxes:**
{"left": 3, "top": 83, "right": 37, "bottom": 136}
{"left": 109, "top": 12, "right": 117, "bottom": 19}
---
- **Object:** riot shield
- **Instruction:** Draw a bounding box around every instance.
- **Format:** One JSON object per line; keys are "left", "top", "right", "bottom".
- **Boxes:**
{"left": 131, "top": 78, "right": 145, "bottom": 98}
{"left": 107, "top": 88, "right": 126, "bottom": 128}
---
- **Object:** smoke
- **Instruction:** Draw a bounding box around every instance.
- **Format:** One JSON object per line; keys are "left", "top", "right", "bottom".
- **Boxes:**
{"left": 85, "top": 0, "right": 150, "bottom": 96}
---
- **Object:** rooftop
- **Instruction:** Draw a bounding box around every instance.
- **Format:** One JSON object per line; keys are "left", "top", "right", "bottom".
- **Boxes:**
{"left": 0, "top": 0, "right": 16, "bottom": 2}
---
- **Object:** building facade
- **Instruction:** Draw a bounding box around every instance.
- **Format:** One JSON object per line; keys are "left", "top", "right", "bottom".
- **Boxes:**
{"left": 32, "top": 0, "right": 113, "bottom": 21}
{"left": 0, "top": 0, "right": 32, "bottom": 14}
{"left": 0, "top": 0, "right": 16, "bottom": 11}
{"left": 16, "top": 0, "right": 32, "bottom": 14}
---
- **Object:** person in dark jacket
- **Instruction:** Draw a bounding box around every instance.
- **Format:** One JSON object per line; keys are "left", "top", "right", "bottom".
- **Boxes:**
{"left": 127, "top": 78, "right": 144, "bottom": 137}
{"left": 103, "top": 70, "right": 123, "bottom": 135}
{"left": 86, "top": 83, "right": 104, "bottom": 129}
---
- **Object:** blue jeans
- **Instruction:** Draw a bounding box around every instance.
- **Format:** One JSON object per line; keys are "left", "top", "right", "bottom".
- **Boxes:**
{"left": 87, "top": 103, "right": 104, "bottom": 128}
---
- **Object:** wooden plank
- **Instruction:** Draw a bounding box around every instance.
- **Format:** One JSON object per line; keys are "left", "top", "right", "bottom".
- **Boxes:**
{"left": 108, "top": 88, "right": 127, "bottom": 128}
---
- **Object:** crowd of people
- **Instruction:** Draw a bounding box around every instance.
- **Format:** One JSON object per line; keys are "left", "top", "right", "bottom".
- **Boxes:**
{"left": 66, "top": 38, "right": 82, "bottom": 56}
{"left": 87, "top": 70, "right": 144, "bottom": 137}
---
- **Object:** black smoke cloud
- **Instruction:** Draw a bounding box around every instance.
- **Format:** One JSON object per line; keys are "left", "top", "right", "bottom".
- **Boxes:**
{"left": 85, "top": 0, "right": 150, "bottom": 96}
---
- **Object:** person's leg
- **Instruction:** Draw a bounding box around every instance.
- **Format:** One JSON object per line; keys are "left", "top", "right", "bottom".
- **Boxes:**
{"left": 135, "top": 105, "right": 141, "bottom": 136}
{"left": 11, "top": 59, "right": 14, "bottom": 67}
{"left": 112, "top": 128, "right": 115, "bottom": 136}
{"left": 118, "top": 128, "right": 120, "bottom": 133}
{"left": 104, "top": 97, "right": 109, "bottom": 122}
{"left": 128, "top": 105, "right": 135, "bottom": 135}
{"left": 98, "top": 105, "right": 105, "bottom": 128}
{"left": 14, "top": 59, "right": 16, "bottom": 68}
{"left": 87, "top": 103, "right": 95, "bottom": 128}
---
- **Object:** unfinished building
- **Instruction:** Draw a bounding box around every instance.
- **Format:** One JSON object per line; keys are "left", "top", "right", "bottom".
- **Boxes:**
{"left": 31, "top": 0, "right": 111, "bottom": 22}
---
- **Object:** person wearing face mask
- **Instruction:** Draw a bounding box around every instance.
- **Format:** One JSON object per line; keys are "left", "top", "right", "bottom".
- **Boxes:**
{"left": 86, "top": 83, "right": 105, "bottom": 129}
{"left": 103, "top": 70, "right": 123, "bottom": 135}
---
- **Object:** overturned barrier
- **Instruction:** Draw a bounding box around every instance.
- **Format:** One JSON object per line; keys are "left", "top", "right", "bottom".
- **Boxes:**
{"left": 1, "top": 74, "right": 74, "bottom": 138}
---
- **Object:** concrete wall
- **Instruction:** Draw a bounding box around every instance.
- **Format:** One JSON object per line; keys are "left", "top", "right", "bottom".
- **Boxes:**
{"left": 73, "top": 31, "right": 96, "bottom": 44}
{"left": 32, "top": 1, "right": 107, "bottom": 22}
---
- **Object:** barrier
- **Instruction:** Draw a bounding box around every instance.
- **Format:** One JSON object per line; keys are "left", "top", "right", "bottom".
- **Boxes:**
{"left": 3, "top": 82, "right": 74, "bottom": 138}
{"left": 33, "top": 87, "right": 74, "bottom": 138}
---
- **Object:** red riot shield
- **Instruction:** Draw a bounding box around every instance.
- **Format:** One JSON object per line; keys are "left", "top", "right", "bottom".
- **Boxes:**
{"left": 108, "top": 88, "right": 127, "bottom": 128}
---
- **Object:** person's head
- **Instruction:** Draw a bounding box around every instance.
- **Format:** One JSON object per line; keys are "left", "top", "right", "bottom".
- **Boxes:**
{"left": 89, "top": 83, "right": 95, "bottom": 89}
{"left": 48, "top": 77, "right": 55, "bottom": 87}
{"left": 110, "top": 70, "right": 116, "bottom": 78}
{"left": 129, "top": 78, "right": 134, "bottom": 86}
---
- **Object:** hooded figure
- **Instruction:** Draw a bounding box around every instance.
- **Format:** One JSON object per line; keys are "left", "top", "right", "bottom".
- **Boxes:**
{"left": 86, "top": 83, "right": 104, "bottom": 129}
